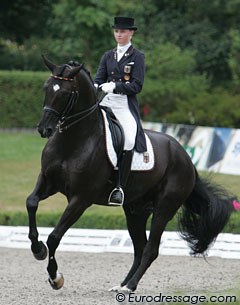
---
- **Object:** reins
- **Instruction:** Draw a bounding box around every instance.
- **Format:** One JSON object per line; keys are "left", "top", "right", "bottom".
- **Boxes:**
{"left": 44, "top": 72, "right": 100, "bottom": 133}
{"left": 57, "top": 98, "right": 99, "bottom": 133}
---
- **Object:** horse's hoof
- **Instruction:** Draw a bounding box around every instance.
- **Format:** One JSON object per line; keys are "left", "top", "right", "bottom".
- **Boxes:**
{"left": 48, "top": 272, "right": 64, "bottom": 290}
{"left": 32, "top": 241, "right": 48, "bottom": 260}
{"left": 109, "top": 285, "right": 122, "bottom": 292}
{"left": 121, "top": 285, "right": 133, "bottom": 292}
{"left": 109, "top": 285, "right": 133, "bottom": 292}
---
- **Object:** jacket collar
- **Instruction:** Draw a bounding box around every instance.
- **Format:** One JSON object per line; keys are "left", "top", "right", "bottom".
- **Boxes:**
{"left": 117, "top": 42, "right": 131, "bottom": 54}
{"left": 113, "top": 45, "right": 134, "bottom": 62}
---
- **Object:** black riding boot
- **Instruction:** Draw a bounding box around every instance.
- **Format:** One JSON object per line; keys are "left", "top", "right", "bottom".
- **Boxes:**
{"left": 108, "top": 150, "right": 134, "bottom": 206}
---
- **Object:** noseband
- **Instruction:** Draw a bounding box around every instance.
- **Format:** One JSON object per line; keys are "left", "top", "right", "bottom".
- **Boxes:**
{"left": 43, "top": 74, "right": 99, "bottom": 133}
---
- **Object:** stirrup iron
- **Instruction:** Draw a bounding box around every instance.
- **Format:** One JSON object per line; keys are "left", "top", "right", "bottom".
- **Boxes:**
{"left": 108, "top": 187, "right": 124, "bottom": 206}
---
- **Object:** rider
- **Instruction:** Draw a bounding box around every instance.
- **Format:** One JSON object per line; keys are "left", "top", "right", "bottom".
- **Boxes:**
{"left": 94, "top": 16, "right": 147, "bottom": 205}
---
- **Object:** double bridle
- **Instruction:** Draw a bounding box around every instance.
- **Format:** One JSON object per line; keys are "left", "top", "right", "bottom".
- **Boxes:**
{"left": 43, "top": 74, "right": 99, "bottom": 133}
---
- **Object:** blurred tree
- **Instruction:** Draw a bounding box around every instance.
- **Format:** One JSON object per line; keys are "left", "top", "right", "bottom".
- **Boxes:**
{"left": 228, "top": 29, "right": 240, "bottom": 92}
{"left": 0, "top": 0, "right": 55, "bottom": 43}
{"left": 46, "top": 0, "right": 157, "bottom": 72}
{"left": 139, "top": 42, "right": 208, "bottom": 122}
{"left": 168, "top": 89, "right": 240, "bottom": 127}
{"left": 150, "top": 0, "right": 240, "bottom": 86}
{"left": 0, "top": 0, "right": 240, "bottom": 127}
{"left": 46, "top": 0, "right": 113, "bottom": 71}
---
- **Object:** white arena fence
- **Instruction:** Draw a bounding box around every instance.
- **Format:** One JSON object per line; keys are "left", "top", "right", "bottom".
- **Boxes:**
{"left": 0, "top": 226, "right": 239, "bottom": 259}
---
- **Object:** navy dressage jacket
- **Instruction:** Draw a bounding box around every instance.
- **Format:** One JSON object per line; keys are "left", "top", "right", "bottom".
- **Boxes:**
{"left": 94, "top": 45, "right": 147, "bottom": 153}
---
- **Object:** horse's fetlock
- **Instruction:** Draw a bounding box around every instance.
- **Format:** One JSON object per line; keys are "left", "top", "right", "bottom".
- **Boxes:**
{"left": 28, "top": 232, "right": 38, "bottom": 242}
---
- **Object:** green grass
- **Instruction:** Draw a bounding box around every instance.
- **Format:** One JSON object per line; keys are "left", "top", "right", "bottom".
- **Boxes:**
{"left": 0, "top": 131, "right": 50, "bottom": 211}
{"left": 0, "top": 131, "right": 240, "bottom": 219}
{"left": 0, "top": 131, "right": 124, "bottom": 218}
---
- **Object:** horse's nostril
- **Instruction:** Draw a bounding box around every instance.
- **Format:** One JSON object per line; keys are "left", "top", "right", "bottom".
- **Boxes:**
{"left": 37, "top": 125, "right": 52, "bottom": 138}
{"left": 46, "top": 128, "right": 53, "bottom": 137}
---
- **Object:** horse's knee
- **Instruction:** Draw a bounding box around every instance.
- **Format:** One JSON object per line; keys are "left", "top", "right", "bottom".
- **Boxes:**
{"left": 26, "top": 194, "right": 39, "bottom": 213}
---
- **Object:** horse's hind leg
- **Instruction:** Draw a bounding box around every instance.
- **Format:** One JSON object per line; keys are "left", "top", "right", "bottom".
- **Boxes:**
{"left": 118, "top": 203, "right": 152, "bottom": 288}
{"left": 125, "top": 184, "right": 187, "bottom": 291}
{"left": 26, "top": 172, "right": 56, "bottom": 260}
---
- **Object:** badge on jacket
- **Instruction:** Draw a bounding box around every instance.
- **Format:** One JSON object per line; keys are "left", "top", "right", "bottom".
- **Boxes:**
{"left": 124, "top": 65, "right": 131, "bottom": 81}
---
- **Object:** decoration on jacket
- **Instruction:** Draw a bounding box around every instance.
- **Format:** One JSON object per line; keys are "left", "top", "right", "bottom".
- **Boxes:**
{"left": 124, "top": 65, "right": 131, "bottom": 81}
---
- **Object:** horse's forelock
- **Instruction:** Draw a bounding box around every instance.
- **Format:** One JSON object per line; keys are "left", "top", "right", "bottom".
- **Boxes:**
{"left": 47, "top": 63, "right": 94, "bottom": 93}
{"left": 55, "top": 65, "right": 69, "bottom": 77}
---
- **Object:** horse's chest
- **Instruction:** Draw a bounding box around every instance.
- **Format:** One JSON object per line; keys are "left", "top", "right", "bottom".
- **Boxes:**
{"left": 42, "top": 157, "right": 66, "bottom": 178}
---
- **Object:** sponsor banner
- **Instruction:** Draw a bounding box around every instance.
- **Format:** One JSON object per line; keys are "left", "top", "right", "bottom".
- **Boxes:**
{"left": 143, "top": 122, "right": 240, "bottom": 175}
{"left": 210, "top": 130, "right": 240, "bottom": 175}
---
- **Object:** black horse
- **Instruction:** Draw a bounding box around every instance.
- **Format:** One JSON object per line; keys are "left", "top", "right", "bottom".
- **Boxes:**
{"left": 26, "top": 56, "right": 234, "bottom": 292}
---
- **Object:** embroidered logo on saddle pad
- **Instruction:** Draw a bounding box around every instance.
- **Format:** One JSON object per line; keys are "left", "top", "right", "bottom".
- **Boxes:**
{"left": 101, "top": 110, "right": 155, "bottom": 171}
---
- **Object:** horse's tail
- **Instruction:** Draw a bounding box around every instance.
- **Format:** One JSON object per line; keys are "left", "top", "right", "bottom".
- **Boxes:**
{"left": 179, "top": 171, "right": 234, "bottom": 255}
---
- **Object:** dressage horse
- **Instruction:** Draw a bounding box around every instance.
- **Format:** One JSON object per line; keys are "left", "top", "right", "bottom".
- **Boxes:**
{"left": 26, "top": 56, "right": 234, "bottom": 292}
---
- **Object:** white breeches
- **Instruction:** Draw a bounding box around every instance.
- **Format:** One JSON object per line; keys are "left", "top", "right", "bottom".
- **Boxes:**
{"left": 100, "top": 93, "right": 137, "bottom": 150}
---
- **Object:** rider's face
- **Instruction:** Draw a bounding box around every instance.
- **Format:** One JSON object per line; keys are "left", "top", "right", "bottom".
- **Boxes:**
{"left": 114, "top": 29, "right": 134, "bottom": 46}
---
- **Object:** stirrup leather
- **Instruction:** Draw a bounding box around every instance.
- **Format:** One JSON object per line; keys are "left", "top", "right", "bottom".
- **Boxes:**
{"left": 108, "top": 187, "right": 124, "bottom": 206}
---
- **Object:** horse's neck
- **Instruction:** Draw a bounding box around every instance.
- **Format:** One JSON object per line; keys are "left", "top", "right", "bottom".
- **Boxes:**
{"left": 77, "top": 71, "right": 96, "bottom": 108}
{"left": 53, "top": 109, "right": 103, "bottom": 151}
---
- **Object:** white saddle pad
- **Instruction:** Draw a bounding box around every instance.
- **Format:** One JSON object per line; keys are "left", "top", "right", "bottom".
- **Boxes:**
{"left": 101, "top": 110, "right": 154, "bottom": 171}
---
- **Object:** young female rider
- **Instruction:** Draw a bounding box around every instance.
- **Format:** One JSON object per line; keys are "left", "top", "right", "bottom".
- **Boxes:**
{"left": 94, "top": 17, "right": 147, "bottom": 205}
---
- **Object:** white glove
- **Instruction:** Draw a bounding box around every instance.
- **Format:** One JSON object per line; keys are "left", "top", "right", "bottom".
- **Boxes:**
{"left": 94, "top": 83, "right": 99, "bottom": 90}
{"left": 100, "top": 82, "right": 116, "bottom": 93}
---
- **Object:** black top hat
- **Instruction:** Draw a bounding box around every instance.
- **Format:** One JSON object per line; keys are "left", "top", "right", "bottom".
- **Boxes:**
{"left": 112, "top": 17, "right": 137, "bottom": 31}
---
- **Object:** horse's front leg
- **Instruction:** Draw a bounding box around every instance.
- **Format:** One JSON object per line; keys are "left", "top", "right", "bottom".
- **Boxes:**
{"left": 46, "top": 196, "right": 91, "bottom": 290}
{"left": 26, "top": 172, "right": 56, "bottom": 260}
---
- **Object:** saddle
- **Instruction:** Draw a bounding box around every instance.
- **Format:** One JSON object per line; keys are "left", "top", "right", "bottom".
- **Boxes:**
{"left": 100, "top": 106, "right": 124, "bottom": 159}
{"left": 99, "top": 91, "right": 154, "bottom": 171}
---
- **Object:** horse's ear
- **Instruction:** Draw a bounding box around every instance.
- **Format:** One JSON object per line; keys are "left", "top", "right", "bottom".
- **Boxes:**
{"left": 42, "top": 54, "right": 57, "bottom": 72}
{"left": 67, "top": 64, "right": 83, "bottom": 79}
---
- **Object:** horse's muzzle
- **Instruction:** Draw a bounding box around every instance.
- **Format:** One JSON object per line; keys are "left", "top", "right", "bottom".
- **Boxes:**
{"left": 37, "top": 124, "right": 54, "bottom": 138}
{"left": 37, "top": 110, "right": 59, "bottom": 138}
